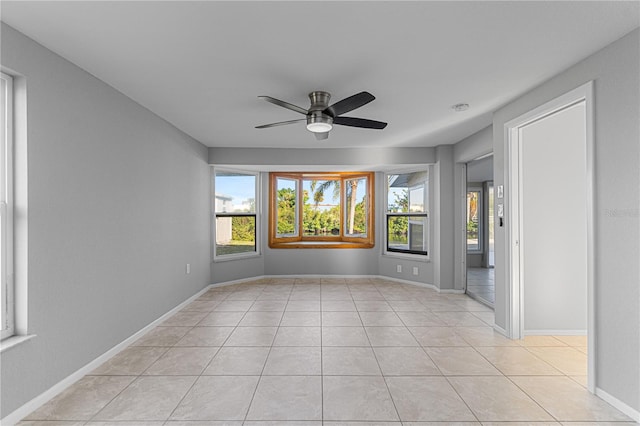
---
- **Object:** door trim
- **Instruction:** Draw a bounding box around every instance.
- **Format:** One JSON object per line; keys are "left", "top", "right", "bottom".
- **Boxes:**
{"left": 505, "top": 81, "right": 595, "bottom": 392}
{"left": 461, "top": 163, "right": 467, "bottom": 292}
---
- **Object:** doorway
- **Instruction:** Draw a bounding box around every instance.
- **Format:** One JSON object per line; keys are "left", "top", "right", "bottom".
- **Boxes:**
{"left": 507, "top": 82, "right": 594, "bottom": 391}
{"left": 465, "top": 154, "right": 494, "bottom": 307}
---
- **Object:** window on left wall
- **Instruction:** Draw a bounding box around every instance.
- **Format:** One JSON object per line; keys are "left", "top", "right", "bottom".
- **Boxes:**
{"left": 1, "top": 72, "right": 14, "bottom": 340}
{"left": 213, "top": 169, "right": 259, "bottom": 260}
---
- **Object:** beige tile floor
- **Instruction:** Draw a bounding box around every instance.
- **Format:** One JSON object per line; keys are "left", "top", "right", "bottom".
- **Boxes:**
{"left": 20, "top": 277, "right": 634, "bottom": 425}
{"left": 466, "top": 267, "right": 494, "bottom": 308}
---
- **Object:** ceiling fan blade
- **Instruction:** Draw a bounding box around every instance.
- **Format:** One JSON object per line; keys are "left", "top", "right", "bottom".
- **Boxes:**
{"left": 258, "top": 96, "right": 308, "bottom": 115}
{"left": 315, "top": 132, "right": 329, "bottom": 140}
{"left": 255, "top": 118, "right": 306, "bottom": 129}
{"left": 324, "top": 91, "right": 375, "bottom": 117}
{"left": 333, "top": 116, "right": 387, "bottom": 129}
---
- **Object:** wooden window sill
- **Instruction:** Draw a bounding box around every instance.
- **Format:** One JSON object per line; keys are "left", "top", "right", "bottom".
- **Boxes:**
{"left": 269, "top": 241, "right": 374, "bottom": 249}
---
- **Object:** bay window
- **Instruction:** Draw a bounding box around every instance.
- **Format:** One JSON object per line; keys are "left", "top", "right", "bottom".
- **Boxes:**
{"left": 269, "top": 172, "right": 374, "bottom": 248}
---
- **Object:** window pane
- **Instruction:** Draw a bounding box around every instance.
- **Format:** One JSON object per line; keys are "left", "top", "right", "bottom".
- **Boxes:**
{"left": 388, "top": 216, "right": 409, "bottom": 249}
{"left": 467, "top": 190, "right": 481, "bottom": 251}
{"left": 216, "top": 215, "right": 256, "bottom": 255}
{"left": 303, "top": 179, "right": 340, "bottom": 237}
{"left": 387, "top": 215, "right": 428, "bottom": 254}
{"left": 388, "top": 175, "right": 408, "bottom": 212}
{"left": 409, "top": 216, "right": 428, "bottom": 251}
{"left": 276, "top": 178, "right": 298, "bottom": 237}
{"left": 215, "top": 172, "right": 256, "bottom": 213}
{"left": 387, "top": 171, "right": 427, "bottom": 213}
{"left": 1, "top": 72, "right": 12, "bottom": 339}
{"left": 345, "top": 177, "right": 367, "bottom": 237}
{"left": 409, "top": 185, "right": 424, "bottom": 212}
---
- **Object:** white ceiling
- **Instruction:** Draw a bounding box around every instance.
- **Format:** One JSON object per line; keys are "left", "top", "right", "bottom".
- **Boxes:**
{"left": 2, "top": 1, "right": 638, "bottom": 149}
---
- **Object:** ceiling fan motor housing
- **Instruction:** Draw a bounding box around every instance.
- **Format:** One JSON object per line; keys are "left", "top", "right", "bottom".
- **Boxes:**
{"left": 308, "top": 91, "right": 331, "bottom": 110}
{"left": 307, "top": 91, "right": 333, "bottom": 132}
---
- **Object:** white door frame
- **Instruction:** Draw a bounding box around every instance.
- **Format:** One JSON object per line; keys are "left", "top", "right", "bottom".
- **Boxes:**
{"left": 460, "top": 163, "right": 467, "bottom": 292}
{"left": 505, "top": 81, "right": 595, "bottom": 393}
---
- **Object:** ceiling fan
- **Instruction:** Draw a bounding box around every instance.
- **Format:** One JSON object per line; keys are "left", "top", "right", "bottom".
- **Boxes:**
{"left": 255, "top": 91, "right": 387, "bottom": 140}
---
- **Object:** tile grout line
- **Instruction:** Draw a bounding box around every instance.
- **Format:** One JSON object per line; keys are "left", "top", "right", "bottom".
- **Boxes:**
{"left": 358, "top": 290, "right": 403, "bottom": 423}
{"left": 164, "top": 285, "right": 258, "bottom": 423}
{"left": 394, "top": 294, "right": 482, "bottom": 424}
{"left": 503, "top": 373, "right": 561, "bottom": 422}
{"left": 241, "top": 280, "right": 290, "bottom": 423}
{"left": 83, "top": 324, "right": 184, "bottom": 424}
{"left": 164, "top": 288, "right": 240, "bottom": 423}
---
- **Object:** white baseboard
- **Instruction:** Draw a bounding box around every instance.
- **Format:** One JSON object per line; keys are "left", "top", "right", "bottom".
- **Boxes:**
{"left": 269, "top": 274, "right": 376, "bottom": 279}
{"left": 438, "top": 289, "right": 466, "bottom": 294}
{"left": 524, "top": 329, "right": 587, "bottom": 336}
{"left": 595, "top": 387, "right": 640, "bottom": 422}
{"left": 493, "top": 324, "right": 508, "bottom": 337}
{"left": 1, "top": 285, "right": 212, "bottom": 426}
{"left": 210, "top": 274, "right": 382, "bottom": 287}
{"left": 212, "top": 274, "right": 449, "bottom": 292}
{"left": 378, "top": 275, "right": 437, "bottom": 291}
{"left": 375, "top": 275, "right": 466, "bottom": 294}
{"left": 209, "top": 275, "right": 269, "bottom": 288}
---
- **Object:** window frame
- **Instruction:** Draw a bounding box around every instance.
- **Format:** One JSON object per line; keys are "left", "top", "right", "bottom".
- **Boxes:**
{"left": 385, "top": 213, "right": 429, "bottom": 256}
{"left": 273, "top": 174, "right": 300, "bottom": 241}
{"left": 269, "top": 171, "right": 374, "bottom": 249}
{"left": 384, "top": 169, "right": 430, "bottom": 259}
{"left": 1, "top": 71, "right": 15, "bottom": 340}
{"left": 212, "top": 167, "right": 260, "bottom": 261}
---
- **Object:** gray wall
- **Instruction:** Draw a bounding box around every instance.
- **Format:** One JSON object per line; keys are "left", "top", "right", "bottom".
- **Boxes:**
{"left": 493, "top": 29, "right": 639, "bottom": 410}
{"left": 453, "top": 126, "right": 493, "bottom": 162}
{"left": 466, "top": 157, "right": 493, "bottom": 182}
{"left": 0, "top": 24, "right": 211, "bottom": 417}
{"left": 208, "top": 147, "right": 436, "bottom": 168}
{"left": 433, "top": 145, "right": 455, "bottom": 290}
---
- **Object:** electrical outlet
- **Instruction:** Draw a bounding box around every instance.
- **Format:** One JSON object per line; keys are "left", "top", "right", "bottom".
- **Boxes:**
{"left": 413, "top": 267, "right": 419, "bottom": 276}
{"left": 186, "top": 263, "right": 191, "bottom": 274}
{"left": 396, "top": 265, "right": 402, "bottom": 273}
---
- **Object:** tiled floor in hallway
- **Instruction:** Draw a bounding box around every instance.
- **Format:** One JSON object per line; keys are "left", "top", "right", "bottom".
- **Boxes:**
{"left": 466, "top": 267, "right": 494, "bottom": 307}
{"left": 21, "top": 277, "right": 634, "bottom": 425}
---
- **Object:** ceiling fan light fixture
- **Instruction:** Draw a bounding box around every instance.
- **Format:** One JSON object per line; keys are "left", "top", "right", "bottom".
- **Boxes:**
{"left": 306, "top": 113, "right": 333, "bottom": 133}
{"left": 306, "top": 121, "right": 333, "bottom": 133}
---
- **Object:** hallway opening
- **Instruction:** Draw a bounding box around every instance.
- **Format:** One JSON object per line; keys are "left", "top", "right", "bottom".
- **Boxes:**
{"left": 465, "top": 154, "right": 495, "bottom": 308}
